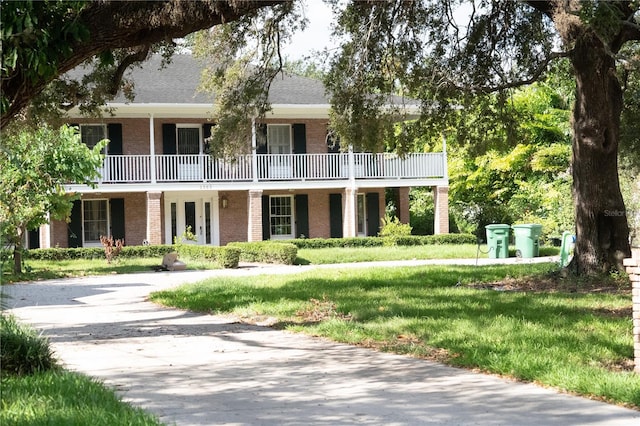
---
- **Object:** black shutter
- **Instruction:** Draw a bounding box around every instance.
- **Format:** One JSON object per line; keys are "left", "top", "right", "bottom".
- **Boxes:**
{"left": 295, "top": 194, "right": 309, "bottom": 238}
{"left": 110, "top": 198, "right": 125, "bottom": 241}
{"left": 292, "top": 123, "right": 306, "bottom": 154}
{"left": 68, "top": 200, "right": 82, "bottom": 248}
{"left": 107, "top": 123, "right": 123, "bottom": 155}
{"left": 28, "top": 228, "right": 40, "bottom": 249}
{"left": 329, "top": 193, "right": 343, "bottom": 238}
{"left": 261, "top": 195, "right": 270, "bottom": 240}
{"left": 256, "top": 124, "right": 267, "bottom": 154}
{"left": 366, "top": 192, "right": 380, "bottom": 237}
{"left": 162, "top": 123, "right": 177, "bottom": 154}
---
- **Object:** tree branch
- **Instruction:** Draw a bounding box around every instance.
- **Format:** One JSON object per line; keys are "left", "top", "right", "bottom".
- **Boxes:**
{"left": 2, "top": 0, "right": 285, "bottom": 129}
{"left": 462, "top": 50, "right": 571, "bottom": 94}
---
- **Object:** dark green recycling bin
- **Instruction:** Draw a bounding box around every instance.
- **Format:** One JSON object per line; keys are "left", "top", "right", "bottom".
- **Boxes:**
{"left": 511, "top": 224, "right": 543, "bottom": 258}
{"left": 485, "top": 224, "right": 510, "bottom": 259}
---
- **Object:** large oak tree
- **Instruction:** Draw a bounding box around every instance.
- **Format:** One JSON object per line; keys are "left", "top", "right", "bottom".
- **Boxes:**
{"left": 322, "top": 0, "right": 639, "bottom": 275}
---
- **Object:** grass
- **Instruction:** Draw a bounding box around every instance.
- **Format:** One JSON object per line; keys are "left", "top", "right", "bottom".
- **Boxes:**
{"left": 297, "top": 244, "right": 559, "bottom": 264}
{"left": 0, "top": 257, "right": 219, "bottom": 284}
{"left": 1, "top": 370, "right": 163, "bottom": 425}
{"left": 2, "top": 245, "right": 560, "bottom": 284}
{"left": 1, "top": 313, "right": 162, "bottom": 426}
{"left": 149, "top": 262, "right": 640, "bottom": 409}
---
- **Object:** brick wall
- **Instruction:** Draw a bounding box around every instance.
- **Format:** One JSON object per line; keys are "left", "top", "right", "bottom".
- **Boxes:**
{"left": 219, "top": 191, "right": 249, "bottom": 245}
{"left": 146, "top": 192, "right": 162, "bottom": 245}
{"left": 434, "top": 186, "right": 450, "bottom": 234}
{"left": 623, "top": 247, "right": 640, "bottom": 373}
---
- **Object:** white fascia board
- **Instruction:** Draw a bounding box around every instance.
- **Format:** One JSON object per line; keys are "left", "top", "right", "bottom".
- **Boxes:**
{"left": 67, "top": 103, "right": 333, "bottom": 119}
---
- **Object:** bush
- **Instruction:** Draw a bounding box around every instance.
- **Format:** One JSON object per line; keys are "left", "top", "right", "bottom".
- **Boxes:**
{"left": 1, "top": 314, "right": 58, "bottom": 375}
{"left": 283, "top": 234, "right": 477, "bottom": 249}
{"left": 175, "top": 245, "right": 240, "bottom": 268}
{"left": 228, "top": 242, "right": 298, "bottom": 265}
{"left": 379, "top": 215, "right": 413, "bottom": 237}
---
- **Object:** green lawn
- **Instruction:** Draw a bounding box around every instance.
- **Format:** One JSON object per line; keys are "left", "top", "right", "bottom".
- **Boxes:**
{"left": 296, "top": 244, "right": 559, "bottom": 264}
{"left": 0, "top": 257, "right": 218, "bottom": 284}
{"left": 1, "top": 370, "right": 162, "bottom": 426}
{"left": 149, "top": 262, "right": 639, "bottom": 409}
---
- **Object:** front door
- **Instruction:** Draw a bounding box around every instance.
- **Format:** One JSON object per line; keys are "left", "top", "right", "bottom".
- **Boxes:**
{"left": 167, "top": 197, "right": 216, "bottom": 245}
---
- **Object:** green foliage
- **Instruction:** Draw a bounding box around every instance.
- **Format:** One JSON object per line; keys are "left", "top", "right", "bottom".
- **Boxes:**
{"left": 1, "top": 314, "right": 58, "bottom": 376}
{"left": 1, "top": 1, "right": 90, "bottom": 117}
{"left": 2, "top": 370, "right": 163, "bottom": 425}
{"left": 228, "top": 241, "right": 298, "bottom": 265}
{"left": 0, "top": 124, "right": 105, "bottom": 273}
{"left": 193, "top": 1, "right": 306, "bottom": 158}
{"left": 283, "top": 234, "right": 476, "bottom": 249}
{"left": 175, "top": 245, "right": 240, "bottom": 269}
{"left": 447, "top": 83, "right": 574, "bottom": 240}
{"left": 378, "top": 214, "right": 412, "bottom": 238}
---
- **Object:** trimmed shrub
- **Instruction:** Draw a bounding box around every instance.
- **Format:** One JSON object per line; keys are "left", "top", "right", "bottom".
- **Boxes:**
{"left": 228, "top": 241, "right": 298, "bottom": 265}
{"left": 1, "top": 314, "right": 58, "bottom": 375}
{"left": 282, "top": 234, "right": 477, "bottom": 249}
{"left": 176, "top": 245, "right": 240, "bottom": 268}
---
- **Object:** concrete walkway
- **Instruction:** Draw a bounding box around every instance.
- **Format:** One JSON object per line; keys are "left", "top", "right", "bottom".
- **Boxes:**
{"left": 4, "top": 258, "right": 639, "bottom": 425}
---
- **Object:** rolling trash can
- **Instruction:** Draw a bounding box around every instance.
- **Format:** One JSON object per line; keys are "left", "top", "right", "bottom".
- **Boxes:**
{"left": 511, "top": 224, "right": 542, "bottom": 258}
{"left": 485, "top": 224, "right": 510, "bottom": 259}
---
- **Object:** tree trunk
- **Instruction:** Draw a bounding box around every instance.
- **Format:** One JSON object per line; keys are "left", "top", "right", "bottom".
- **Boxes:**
{"left": 569, "top": 32, "right": 631, "bottom": 274}
{"left": 12, "top": 227, "right": 24, "bottom": 275}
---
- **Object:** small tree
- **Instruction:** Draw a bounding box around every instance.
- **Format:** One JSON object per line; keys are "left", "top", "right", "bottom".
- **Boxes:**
{"left": 0, "top": 124, "right": 105, "bottom": 274}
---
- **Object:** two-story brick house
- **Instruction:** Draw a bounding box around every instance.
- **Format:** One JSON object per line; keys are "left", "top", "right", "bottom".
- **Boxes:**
{"left": 36, "top": 55, "right": 449, "bottom": 249}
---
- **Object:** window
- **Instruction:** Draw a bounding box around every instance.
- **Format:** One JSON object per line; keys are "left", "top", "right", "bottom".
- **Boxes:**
{"left": 270, "top": 196, "right": 293, "bottom": 238}
{"left": 267, "top": 125, "right": 291, "bottom": 154}
{"left": 83, "top": 199, "right": 109, "bottom": 245}
{"left": 177, "top": 126, "right": 201, "bottom": 154}
{"left": 80, "top": 124, "right": 106, "bottom": 149}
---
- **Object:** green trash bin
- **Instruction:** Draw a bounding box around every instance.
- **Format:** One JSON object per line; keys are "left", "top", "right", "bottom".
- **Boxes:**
{"left": 485, "top": 224, "right": 510, "bottom": 259}
{"left": 511, "top": 224, "right": 543, "bottom": 258}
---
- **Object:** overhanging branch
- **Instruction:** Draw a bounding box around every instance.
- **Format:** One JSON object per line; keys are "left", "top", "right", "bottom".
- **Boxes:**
{"left": 463, "top": 50, "right": 571, "bottom": 94}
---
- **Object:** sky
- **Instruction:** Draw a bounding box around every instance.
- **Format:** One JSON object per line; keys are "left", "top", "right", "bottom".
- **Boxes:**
{"left": 284, "top": 1, "right": 335, "bottom": 60}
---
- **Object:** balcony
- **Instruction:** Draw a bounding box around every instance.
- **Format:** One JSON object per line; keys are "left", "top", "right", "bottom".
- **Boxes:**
{"left": 82, "top": 152, "right": 447, "bottom": 189}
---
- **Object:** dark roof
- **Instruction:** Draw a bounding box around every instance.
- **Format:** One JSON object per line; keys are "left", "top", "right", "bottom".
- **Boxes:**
{"left": 70, "top": 54, "right": 329, "bottom": 105}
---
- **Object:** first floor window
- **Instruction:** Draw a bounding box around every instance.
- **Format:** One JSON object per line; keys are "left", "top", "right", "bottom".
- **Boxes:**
{"left": 270, "top": 196, "right": 293, "bottom": 238}
{"left": 83, "top": 199, "right": 109, "bottom": 244}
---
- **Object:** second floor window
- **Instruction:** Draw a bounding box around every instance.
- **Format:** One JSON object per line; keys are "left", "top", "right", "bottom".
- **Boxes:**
{"left": 80, "top": 124, "right": 106, "bottom": 149}
{"left": 267, "top": 125, "right": 291, "bottom": 154}
{"left": 177, "top": 126, "right": 201, "bottom": 154}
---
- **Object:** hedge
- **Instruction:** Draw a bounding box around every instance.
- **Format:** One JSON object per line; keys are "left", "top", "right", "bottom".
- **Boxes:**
{"left": 281, "top": 233, "right": 477, "bottom": 249}
{"left": 227, "top": 241, "right": 298, "bottom": 265}
{"left": 175, "top": 245, "right": 240, "bottom": 269}
{"left": 2, "top": 245, "right": 240, "bottom": 268}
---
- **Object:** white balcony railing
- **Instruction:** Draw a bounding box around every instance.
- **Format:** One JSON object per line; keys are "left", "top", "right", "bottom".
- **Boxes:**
{"left": 92, "top": 152, "right": 446, "bottom": 184}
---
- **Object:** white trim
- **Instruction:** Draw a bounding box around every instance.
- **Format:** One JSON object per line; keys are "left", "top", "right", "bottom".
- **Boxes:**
{"left": 268, "top": 195, "right": 295, "bottom": 240}
{"left": 82, "top": 198, "right": 110, "bottom": 247}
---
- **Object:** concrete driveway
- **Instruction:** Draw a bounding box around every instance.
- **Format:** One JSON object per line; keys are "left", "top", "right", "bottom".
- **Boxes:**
{"left": 4, "top": 261, "right": 639, "bottom": 425}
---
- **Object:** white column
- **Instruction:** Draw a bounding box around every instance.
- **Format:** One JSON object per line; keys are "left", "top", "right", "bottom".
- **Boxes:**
{"left": 251, "top": 117, "right": 259, "bottom": 182}
{"left": 149, "top": 113, "right": 156, "bottom": 183}
{"left": 343, "top": 187, "right": 358, "bottom": 238}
